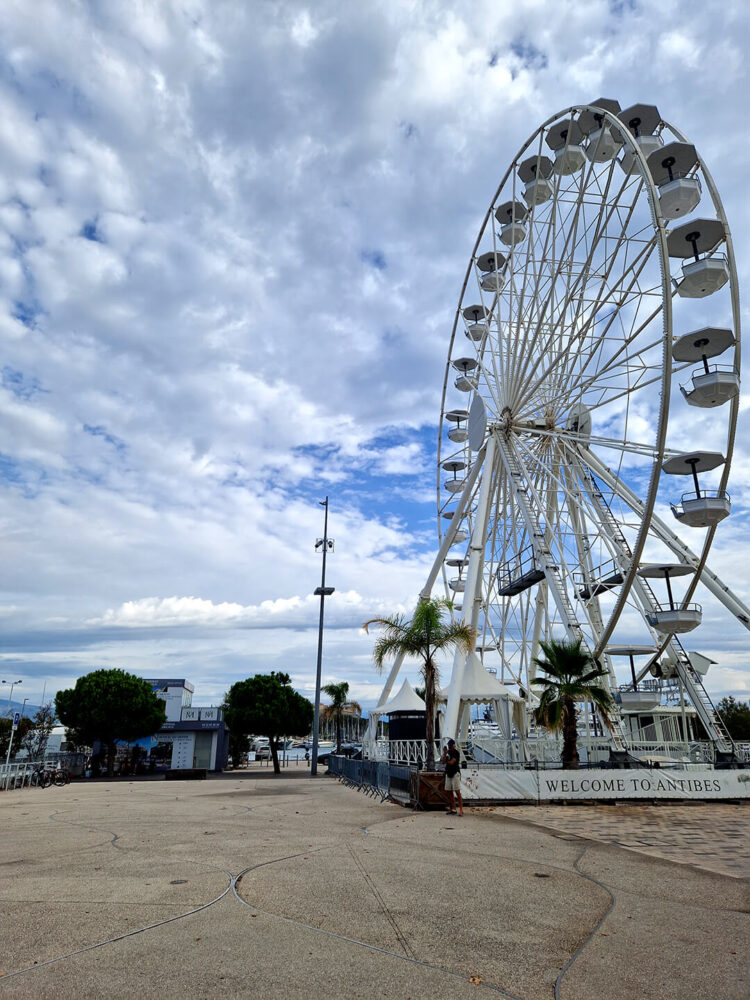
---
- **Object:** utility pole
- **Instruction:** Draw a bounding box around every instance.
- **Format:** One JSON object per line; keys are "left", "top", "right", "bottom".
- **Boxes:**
{"left": 311, "top": 497, "right": 334, "bottom": 776}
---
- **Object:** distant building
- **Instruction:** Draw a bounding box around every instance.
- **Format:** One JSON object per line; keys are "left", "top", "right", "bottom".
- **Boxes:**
{"left": 144, "top": 679, "right": 228, "bottom": 773}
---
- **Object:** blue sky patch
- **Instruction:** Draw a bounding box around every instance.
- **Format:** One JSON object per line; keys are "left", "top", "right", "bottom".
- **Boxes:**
{"left": 83, "top": 423, "right": 126, "bottom": 453}
{"left": 80, "top": 218, "right": 103, "bottom": 242}
{"left": 2, "top": 366, "right": 46, "bottom": 399}
{"left": 510, "top": 39, "right": 548, "bottom": 70}
{"left": 360, "top": 248, "right": 386, "bottom": 270}
{"left": 12, "top": 299, "right": 42, "bottom": 328}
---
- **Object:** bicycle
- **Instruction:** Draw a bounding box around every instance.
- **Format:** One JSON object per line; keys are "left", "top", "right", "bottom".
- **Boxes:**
{"left": 29, "top": 765, "right": 70, "bottom": 788}
{"left": 30, "top": 767, "right": 51, "bottom": 788}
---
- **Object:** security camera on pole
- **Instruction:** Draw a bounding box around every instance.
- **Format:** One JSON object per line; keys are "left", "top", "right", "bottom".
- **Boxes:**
{"left": 310, "top": 497, "right": 334, "bottom": 777}
{"left": 5, "top": 711, "right": 21, "bottom": 769}
{"left": 2, "top": 679, "right": 22, "bottom": 717}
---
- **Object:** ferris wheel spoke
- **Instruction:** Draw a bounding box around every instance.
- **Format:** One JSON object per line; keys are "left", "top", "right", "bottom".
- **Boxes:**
{"left": 515, "top": 258, "right": 657, "bottom": 413}
{"left": 545, "top": 174, "right": 644, "bottom": 399}
{"left": 515, "top": 231, "right": 660, "bottom": 413}
{"left": 557, "top": 307, "right": 665, "bottom": 406}
{"left": 508, "top": 169, "right": 645, "bottom": 403}
{"left": 504, "top": 169, "right": 598, "bottom": 397}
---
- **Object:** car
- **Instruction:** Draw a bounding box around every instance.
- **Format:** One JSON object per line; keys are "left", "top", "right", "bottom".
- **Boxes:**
{"left": 315, "top": 744, "right": 362, "bottom": 765}
{"left": 255, "top": 745, "right": 271, "bottom": 760}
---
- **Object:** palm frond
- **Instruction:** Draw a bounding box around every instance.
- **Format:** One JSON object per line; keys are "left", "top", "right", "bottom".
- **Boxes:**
{"left": 370, "top": 633, "right": 412, "bottom": 671}
{"left": 362, "top": 614, "right": 408, "bottom": 637}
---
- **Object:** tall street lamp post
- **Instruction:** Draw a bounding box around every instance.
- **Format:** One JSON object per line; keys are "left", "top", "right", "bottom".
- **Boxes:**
{"left": 21, "top": 698, "right": 29, "bottom": 719}
{"left": 2, "top": 680, "right": 22, "bottom": 717}
{"left": 311, "top": 497, "right": 334, "bottom": 777}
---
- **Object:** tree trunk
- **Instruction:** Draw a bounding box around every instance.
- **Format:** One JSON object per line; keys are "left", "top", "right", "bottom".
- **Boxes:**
{"left": 270, "top": 738, "right": 281, "bottom": 775}
{"left": 562, "top": 697, "right": 580, "bottom": 770}
{"left": 424, "top": 660, "right": 436, "bottom": 770}
{"left": 106, "top": 741, "right": 116, "bottom": 778}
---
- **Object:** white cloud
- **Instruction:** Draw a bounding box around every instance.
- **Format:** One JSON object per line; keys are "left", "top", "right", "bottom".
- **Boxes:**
{"left": 0, "top": 0, "right": 748, "bottom": 713}
{"left": 92, "top": 590, "right": 406, "bottom": 629}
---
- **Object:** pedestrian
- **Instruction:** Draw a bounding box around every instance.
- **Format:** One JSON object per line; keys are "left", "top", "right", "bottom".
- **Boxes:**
{"left": 441, "top": 738, "right": 464, "bottom": 816}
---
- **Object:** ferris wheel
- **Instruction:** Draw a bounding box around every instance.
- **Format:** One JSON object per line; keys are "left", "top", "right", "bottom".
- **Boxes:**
{"left": 434, "top": 100, "right": 744, "bottom": 749}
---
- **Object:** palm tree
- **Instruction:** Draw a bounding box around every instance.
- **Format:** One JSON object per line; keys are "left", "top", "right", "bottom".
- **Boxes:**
{"left": 363, "top": 597, "right": 476, "bottom": 769}
{"left": 321, "top": 682, "right": 362, "bottom": 753}
{"left": 531, "top": 637, "right": 615, "bottom": 769}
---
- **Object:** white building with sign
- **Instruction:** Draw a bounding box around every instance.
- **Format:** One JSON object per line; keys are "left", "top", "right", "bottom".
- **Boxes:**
{"left": 146, "top": 679, "right": 228, "bottom": 773}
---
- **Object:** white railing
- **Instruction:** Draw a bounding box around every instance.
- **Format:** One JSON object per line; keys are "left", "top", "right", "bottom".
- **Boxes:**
{"left": 363, "top": 737, "right": 728, "bottom": 769}
{"left": 627, "top": 741, "right": 713, "bottom": 764}
{"left": 0, "top": 761, "right": 32, "bottom": 791}
{"left": 368, "top": 739, "right": 445, "bottom": 765}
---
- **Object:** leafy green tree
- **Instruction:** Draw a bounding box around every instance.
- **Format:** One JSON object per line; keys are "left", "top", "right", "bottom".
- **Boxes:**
{"left": 21, "top": 703, "right": 56, "bottom": 761}
{"left": 223, "top": 672, "right": 313, "bottom": 775}
{"left": 322, "top": 682, "right": 362, "bottom": 753}
{"left": 716, "top": 696, "right": 750, "bottom": 741}
{"left": 364, "top": 597, "right": 476, "bottom": 769}
{"left": 55, "top": 669, "right": 166, "bottom": 777}
{"left": 531, "top": 638, "right": 614, "bottom": 769}
{"left": 0, "top": 716, "right": 34, "bottom": 761}
{"left": 228, "top": 731, "right": 250, "bottom": 768}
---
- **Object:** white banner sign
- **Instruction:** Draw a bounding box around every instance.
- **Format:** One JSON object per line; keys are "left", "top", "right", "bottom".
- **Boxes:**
{"left": 537, "top": 769, "right": 749, "bottom": 801}
{"left": 457, "top": 767, "right": 749, "bottom": 802}
{"left": 462, "top": 768, "right": 538, "bottom": 801}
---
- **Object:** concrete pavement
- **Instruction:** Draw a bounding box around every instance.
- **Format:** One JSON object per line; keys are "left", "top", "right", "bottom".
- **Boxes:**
{"left": 0, "top": 769, "right": 747, "bottom": 999}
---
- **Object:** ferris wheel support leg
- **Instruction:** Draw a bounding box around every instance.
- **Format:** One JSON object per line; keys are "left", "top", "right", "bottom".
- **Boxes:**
{"left": 365, "top": 649, "right": 407, "bottom": 749}
{"left": 582, "top": 448, "right": 750, "bottom": 631}
{"left": 458, "top": 704, "right": 471, "bottom": 744}
{"left": 528, "top": 583, "right": 547, "bottom": 687}
{"left": 420, "top": 441, "right": 488, "bottom": 602}
{"left": 496, "top": 435, "right": 582, "bottom": 642}
{"left": 369, "top": 441, "right": 489, "bottom": 734}
{"left": 443, "top": 434, "right": 498, "bottom": 740}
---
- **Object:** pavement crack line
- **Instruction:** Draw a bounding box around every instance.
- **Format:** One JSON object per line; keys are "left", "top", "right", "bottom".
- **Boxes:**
{"left": 48, "top": 809, "right": 123, "bottom": 851}
{"left": 553, "top": 845, "right": 616, "bottom": 1000}
{"left": 0, "top": 863, "right": 234, "bottom": 983}
{"left": 234, "top": 849, "right": 523, "bottom": 999}
{"left": 3, "top": 812, "right": 602, "bottom": 998}
{"left": 345, "top": 841, "right": 415, "bottom": 960}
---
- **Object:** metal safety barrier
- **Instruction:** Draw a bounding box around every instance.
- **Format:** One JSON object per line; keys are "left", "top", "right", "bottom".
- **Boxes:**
{"left": 328, "top": 755, "right": 412, "bottom": 802}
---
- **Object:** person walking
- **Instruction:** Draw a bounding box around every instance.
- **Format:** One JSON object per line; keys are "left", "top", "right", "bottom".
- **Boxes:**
{"left": 441, "top": 738, "right": 464, "bottom": 816}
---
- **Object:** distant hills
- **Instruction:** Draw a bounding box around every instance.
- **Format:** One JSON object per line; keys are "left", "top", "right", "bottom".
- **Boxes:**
{"left": 2, "top": 700, "right": 44, "bottom": 719}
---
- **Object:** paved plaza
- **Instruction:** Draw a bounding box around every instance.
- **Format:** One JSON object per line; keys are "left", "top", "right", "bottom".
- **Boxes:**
{"left": 489, "top": 801, "right": 750, "bottom": 879}
{"left": 0, "top": 769, "right": 748, "bottom": 999}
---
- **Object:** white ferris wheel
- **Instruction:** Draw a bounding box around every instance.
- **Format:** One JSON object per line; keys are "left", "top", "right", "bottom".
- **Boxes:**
{"left": 416, "top": 100, "right": 745, "bottom": 757}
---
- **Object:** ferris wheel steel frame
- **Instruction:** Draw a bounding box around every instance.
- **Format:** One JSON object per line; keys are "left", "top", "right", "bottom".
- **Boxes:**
{"left": 422, "top": 102, "right": 743, "bottom": 752}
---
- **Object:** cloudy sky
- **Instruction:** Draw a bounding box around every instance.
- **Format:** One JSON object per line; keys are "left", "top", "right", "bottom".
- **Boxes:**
{"left": 1, "top": 0, "right": 749, "bottom": 713}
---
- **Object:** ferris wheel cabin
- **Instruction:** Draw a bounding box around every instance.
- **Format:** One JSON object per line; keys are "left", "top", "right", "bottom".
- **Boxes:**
{"left": 617, "top": 102, "right": 663, "bottom": 173}
{"left": 672, "top": 326, "right": 739, "bottom": 408}
{"left": 663, "top": 450, "right": 731, "bottom": 529}
{"left": 577, "top": 97, "right": 623, "bottom": 163}
{"left": 668, "top": 217, "right": 730, "bottom": 298}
